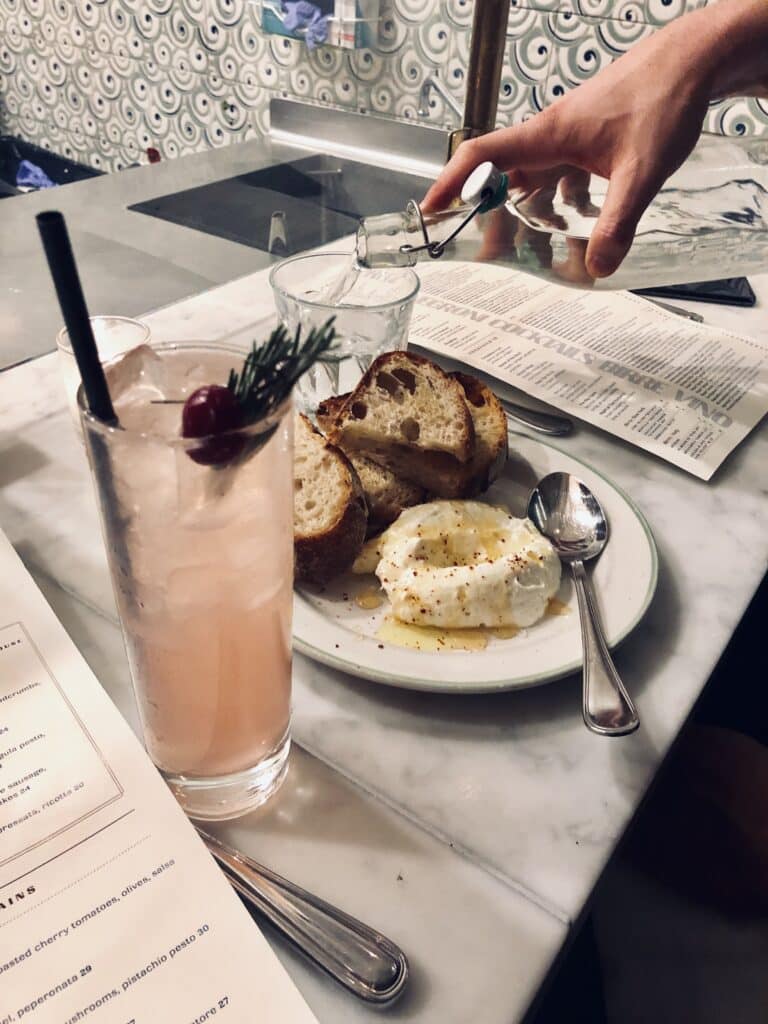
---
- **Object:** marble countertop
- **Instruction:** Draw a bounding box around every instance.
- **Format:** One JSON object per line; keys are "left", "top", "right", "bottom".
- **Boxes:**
{"left": 1, "top": 265, "right": 766, "bottom": 1021}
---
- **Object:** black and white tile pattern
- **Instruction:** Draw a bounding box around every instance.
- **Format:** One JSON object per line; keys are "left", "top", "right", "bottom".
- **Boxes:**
{"left": 0, "top": 0, "right": 766, "bottom": 172}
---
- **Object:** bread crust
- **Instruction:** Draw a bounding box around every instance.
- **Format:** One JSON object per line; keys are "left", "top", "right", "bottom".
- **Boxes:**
{"left": 316, "top": 393, "right": 348, "bottom": 434}
{"left": 294, "top": 414, "right": 368, "bottom": 585}
{"left": 450, "top": 372, "right": 509, "bottom": 496}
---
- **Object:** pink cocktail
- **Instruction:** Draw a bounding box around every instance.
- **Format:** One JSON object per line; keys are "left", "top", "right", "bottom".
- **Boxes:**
{"left": 81, "top": 343, "right": 293, "bottom": 820}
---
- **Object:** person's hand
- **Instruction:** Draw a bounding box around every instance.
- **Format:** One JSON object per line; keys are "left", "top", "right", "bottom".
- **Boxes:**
{"left": 425, "top": 0, "right": 768, "bottom": 278}
{"left": 422, "top": 13, "right": 715, "bottom": 279}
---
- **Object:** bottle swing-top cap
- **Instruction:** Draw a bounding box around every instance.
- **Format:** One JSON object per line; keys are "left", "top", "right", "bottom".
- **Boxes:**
{"left": 402, "top": 162, "right": 510, "bottom": 259}
{"left": 460, "top": 162, "right": 509, "bottom": 213}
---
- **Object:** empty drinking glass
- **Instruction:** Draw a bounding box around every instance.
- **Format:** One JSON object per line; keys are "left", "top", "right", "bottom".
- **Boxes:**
{"left": 57, "top": 315, "right": 150, "bottom": 432}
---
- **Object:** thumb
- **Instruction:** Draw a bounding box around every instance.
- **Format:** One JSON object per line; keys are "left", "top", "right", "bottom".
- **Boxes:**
{"left": 586, "top": 164, "right": 661, "bottom": 278}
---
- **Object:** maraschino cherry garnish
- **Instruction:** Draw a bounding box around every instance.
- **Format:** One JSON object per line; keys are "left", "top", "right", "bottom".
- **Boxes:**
{"left": 180, "top": 318, "right": 339, "bottom": 467}
{"left": 182, "top": 385, "right": 244, "bottom": 466}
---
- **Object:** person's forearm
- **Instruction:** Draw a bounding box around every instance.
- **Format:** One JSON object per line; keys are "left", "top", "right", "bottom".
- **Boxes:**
{"left": 682, "top": 0, "right": 768, "bottom": 99}
{"left": 422, "top": 0, "right": 768, "bottom": 274}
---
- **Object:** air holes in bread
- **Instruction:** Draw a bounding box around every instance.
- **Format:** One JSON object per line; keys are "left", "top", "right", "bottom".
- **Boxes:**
{"left": 375, "top": 371, "right": 403, "bottom": 400}
{"left": 351, "top": 401, "right": 367, "bottom": 419}
{"left": 392, "top": 368, "right": 416, "bottom": 393}
{"left": 400, "top": 417, "right": 420, "bottom": 442}
{"left": 456, "top": 374, "right": 487, "bottom": 408}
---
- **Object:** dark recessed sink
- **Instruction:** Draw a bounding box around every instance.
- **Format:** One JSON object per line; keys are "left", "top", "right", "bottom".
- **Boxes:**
{"left": 128, "top": 154, "right": 429, "bottom": 255}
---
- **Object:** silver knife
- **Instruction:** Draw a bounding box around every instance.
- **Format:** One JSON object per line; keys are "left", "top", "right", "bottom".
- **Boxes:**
{"left": 640, "top": 296, "right": 704, "bottom": 323}
{"left": 197, "top": 828, "right": 409, "bottom": 1005}
{"left": 501, "top": 398, "right": 573, "bottom": 436}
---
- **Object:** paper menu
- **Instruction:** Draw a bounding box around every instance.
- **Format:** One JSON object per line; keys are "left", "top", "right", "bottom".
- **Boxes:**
{"left": 0, "top": 531, "right": 317, "bottom": 1024}
{"left": 409, "top": 262, "right": 768, "bottom": 480}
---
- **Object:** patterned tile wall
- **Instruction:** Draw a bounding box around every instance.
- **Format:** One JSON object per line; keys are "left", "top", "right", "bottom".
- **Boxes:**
{"left": 1, "top": 0, "right": 766, "bottom": 173}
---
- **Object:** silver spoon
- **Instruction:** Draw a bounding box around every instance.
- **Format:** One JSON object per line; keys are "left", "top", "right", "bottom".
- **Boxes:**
{"left": 527, "top": 472, "right": 639, "bottom": 736}
{"left": 197, "top": 829, "right": 409, "bottom": 1005}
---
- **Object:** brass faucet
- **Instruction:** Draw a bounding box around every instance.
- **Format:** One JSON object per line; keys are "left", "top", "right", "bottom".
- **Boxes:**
{"left": 448, "top": 0, "right": 512, "bottom": 160}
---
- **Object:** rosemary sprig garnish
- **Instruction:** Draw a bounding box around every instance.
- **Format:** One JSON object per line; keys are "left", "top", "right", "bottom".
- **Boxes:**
{"left": 227, "top": 316, "right": 341, "bottom": 424}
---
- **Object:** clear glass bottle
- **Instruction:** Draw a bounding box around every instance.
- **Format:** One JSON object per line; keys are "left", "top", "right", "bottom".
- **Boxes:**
{"left": 356, "top": 134, "right": 768, "bottom": 291}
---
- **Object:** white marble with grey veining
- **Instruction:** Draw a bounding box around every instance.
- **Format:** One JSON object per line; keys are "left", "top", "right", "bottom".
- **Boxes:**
{"left": 0, "top": 287, "right": 571, "bottom": 1023}
{"left": 23, "top": 569, "right": 565, "bottom": 1024}
{"left": 0, "top": 362, "right": 568, "bottom": 1024}
{"left": 0, "top": 268, "right": 766, "bottom": 1014}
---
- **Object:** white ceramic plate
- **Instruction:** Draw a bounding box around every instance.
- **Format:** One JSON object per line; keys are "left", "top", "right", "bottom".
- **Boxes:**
{"left": 293, "top": 432, "right": 658, "bottom": 693}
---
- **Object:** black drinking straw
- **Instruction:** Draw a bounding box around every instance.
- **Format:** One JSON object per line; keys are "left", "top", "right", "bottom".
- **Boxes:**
{"left": 37, "top": 211, "right": 137, "bottom": 610}
{"left": 36, "top": 210, "right": 118, "bottom": 425}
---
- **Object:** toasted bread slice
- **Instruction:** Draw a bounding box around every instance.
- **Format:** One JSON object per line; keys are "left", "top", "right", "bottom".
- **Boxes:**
{"left": 293, "top": 413, "right": 368, "bottom": 584}
{"left": 317, "top": 393, "right": 426, "bottom": 533}
{"left": 328, "top": 352, "right": 475, "bottom": 498}
{"left": 348, "top": 453, "right": 426, "bottom": 535}
{"left": 450, "top": 372, "right": 508, "bottom": 495}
